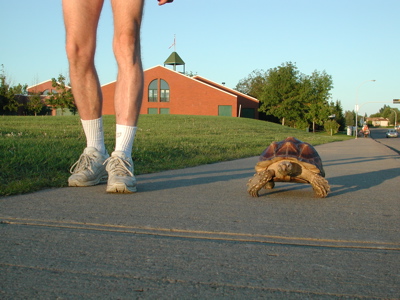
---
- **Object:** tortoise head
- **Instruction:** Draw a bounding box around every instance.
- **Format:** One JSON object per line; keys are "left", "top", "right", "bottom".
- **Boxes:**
{"left": 278, "top": 161, "right": 293, "bottom": 176}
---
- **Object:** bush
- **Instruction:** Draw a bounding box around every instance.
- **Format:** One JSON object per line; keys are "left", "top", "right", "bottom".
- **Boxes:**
{"left": 324, "top": 120, "right": 340, "bottom": 135}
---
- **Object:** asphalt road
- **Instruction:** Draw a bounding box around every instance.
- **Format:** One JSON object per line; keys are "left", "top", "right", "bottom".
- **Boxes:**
{"left": 1, "top": 134, "right": 399, "bottom": 299}
{"left": 369, "top": 127, "right": 400, "bottom": 154}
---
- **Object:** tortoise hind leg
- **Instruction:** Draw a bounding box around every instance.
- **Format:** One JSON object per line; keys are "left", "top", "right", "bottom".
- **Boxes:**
{"left": 310, "top": 174, "right": 330, "bottom": 198}
{"left": 247, "top": 169, "right": 275, "bottom": 197}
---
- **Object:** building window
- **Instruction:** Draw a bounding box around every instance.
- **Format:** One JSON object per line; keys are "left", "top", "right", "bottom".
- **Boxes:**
{"left": 218, "top": 105, "right": 232, "bottom": 117}
{"left": 148, "top": 80, "right": 158, "bottom": 102}
{"left": 42, "top": 89, "right": 55, "bottom": 95}
{"left": 160, "top": 79, "right": 170, "bottom": 102}
{"left": 148, "top": 79, "right": 170, "bottom": 102}
{"left": 148, "top": 108, "right": 158, "bottom": 114}
{"left": 160, "top": 108, "right": 170, "bottom": 114}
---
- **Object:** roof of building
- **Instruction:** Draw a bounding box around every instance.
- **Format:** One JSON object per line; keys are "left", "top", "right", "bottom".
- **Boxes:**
{"left": 27, "top": 79, "right": 71, "bottom": 91}
{"left": 366, "top": 117, "right": 389, "bottom": 121}
{"left": 164, "top": 52, "right": 185, "bottom": 66}
{"left": 193, "top": 75, "right": 259, "bottom": 103}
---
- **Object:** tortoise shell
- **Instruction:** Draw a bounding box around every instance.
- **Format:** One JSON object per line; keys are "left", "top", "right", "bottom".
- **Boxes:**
{"left": 256, "top": 137, "right": 325, "bottom": 177}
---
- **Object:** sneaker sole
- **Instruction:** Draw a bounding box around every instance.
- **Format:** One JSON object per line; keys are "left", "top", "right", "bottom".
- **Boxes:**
{"left": 106, "top": 183, "right": 137, "bottom": 194}
{"left": 68, "top": 175, "right": 108, "bottom": 187}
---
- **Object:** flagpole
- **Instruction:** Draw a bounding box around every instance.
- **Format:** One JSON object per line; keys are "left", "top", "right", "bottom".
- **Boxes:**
{"left": 169, "top": 34, "right": 176, "bottom": 52}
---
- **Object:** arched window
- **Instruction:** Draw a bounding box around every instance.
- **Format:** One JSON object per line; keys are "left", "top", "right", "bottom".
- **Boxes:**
{"left": 160, "top": 79, "right": 170, "bottom": 102}
{"left": 148, "top": 80, "right": 158, "bottom": 102}
{"left": 42, "top": 89, "right": 54, "bottom": 95}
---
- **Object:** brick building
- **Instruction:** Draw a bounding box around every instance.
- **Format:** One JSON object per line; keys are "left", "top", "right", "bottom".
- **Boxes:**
{"left": 28, "top": 79, "right": 61, "bottom": 95}
{"left": 27, "top": 65, "right": 260, "bottom": 119}
{"left": 102, "top": 65, "right": 259, "bottom": 119}
{"left": 27, "top": 79, "right": 73, "bottom": 116}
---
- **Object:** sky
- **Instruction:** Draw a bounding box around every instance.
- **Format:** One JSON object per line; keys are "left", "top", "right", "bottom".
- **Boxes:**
{"left": 1, "top": 0, "right": 399, "bottom": 116}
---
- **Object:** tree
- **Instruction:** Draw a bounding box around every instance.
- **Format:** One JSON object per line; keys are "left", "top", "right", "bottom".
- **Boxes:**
{"left": 344, "top": 110, "right": 355, "bottom": 127}
{"left": 380, "top": 105, "right": 393, "bottom": 119}
{"left": 236, "top": 62, "right": 334, "bottom": 129}
{"left": 328, "top": 100, "right": 345, "bottom": 131}
{"left": 3, "top": 84, "right": 27, "bottom": 113}
{"left": 324, "top": 119, "right": 340, "bottom": 135}
{"left": 259, "top": 62, "right": 302, "bottom": 126}
{"left": 0, "top": 66, "right": 27, "bottom": 114}
{"left": 47, "top": 74, "right": 76, "bottom": 115}
{"left": 26, "top": 92, "right": 46, "bottom": 116}
{"left": 303, "top": 71, "right": 333, "bottom": 132}
{"left": 370, "top": 105, "right": 399, "bottom": 122}
{"left": 369, "top": 112, "right": 380, "bottom": 118}
{"left": 235, "top": 69, "right": 268, "bottom": 99}
{"left": 0, "top": 65, "right": 7, "bottom": 112}
{"left": 388, "top": 107, "right": 399, "bottom": 125}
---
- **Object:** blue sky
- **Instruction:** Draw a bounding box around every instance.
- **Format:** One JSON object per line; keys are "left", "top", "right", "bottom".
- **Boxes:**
{"left": 1, "top": 0, "right": 399, "bottom": 116}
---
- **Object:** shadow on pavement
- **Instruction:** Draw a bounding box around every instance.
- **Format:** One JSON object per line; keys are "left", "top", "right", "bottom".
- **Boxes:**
{"left": 323, "top": 154, "right": 399, "bottom": 168}
{"left": 138, "top": 166, "right": 255, "bottom": 193}
{"left": 328, "top": 167, "right": 399, "bottom": 196}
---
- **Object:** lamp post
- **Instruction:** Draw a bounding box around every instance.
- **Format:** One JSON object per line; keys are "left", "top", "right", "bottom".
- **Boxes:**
{"left": 355, "top": 80, "right": 376, "bottom": 139}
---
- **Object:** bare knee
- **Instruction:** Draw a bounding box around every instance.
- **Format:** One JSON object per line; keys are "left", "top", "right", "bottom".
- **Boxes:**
{"left": 65, "top": 38, "right": 96, "bottom": 70}
{"left": 113, "top": 29, "right": 141, "bottom": 67}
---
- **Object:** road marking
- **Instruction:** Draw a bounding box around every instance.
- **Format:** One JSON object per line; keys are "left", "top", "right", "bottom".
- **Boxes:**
{"left": 2, "top": 217, "right": 399, "bottom": 251}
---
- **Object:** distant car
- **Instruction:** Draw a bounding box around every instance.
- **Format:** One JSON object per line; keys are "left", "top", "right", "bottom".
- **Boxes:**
{"left": 386, "top": 129, "right": 398, "bottom": 138}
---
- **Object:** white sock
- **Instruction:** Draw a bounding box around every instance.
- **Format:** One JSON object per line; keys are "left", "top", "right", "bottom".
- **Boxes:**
{"left": 115, "top": 124, "right": 137, "bottom": 157}
{"left": 81, "top": 117, "right": 106, "bottom": 154}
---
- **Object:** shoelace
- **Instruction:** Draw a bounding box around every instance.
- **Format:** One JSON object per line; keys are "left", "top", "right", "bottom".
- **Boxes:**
{"left": 69, "top": 153, "right": 94, "bottom": 174}
{"left": 104, "top": 156, "right": 133, "bottom": 177}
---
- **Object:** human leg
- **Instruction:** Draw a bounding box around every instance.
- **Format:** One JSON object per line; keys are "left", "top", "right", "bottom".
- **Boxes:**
{"left": 63, "top": 0, "right": 109, "bottom": 186}
{"left": 104, "top": 0, "right": 145, "bottom": 193}
{"left": 111, "top": 0, "right": 145, "bottom": 127}
{"left": 62, "top": 0, "right": 104, "bottom": 120}
{"left": 63, "top": 0, "right": 106, "bottom": 152}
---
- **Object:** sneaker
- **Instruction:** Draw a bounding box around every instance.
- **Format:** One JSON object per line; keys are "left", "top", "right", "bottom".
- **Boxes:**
{"left": 104, "top": 151, "right": 137, "bottom": 193}
{"left": 68, "top": 147, "right": 109, "bottom": 187}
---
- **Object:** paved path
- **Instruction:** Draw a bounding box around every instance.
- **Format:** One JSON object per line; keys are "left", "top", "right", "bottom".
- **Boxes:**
{"left": 1, "top": 138, "right": 399, "bottom": 299}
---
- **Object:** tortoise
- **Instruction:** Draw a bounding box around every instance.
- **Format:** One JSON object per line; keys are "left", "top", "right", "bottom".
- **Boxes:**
{"left": 247, "top": 137, "right": 330, "bottom": 198}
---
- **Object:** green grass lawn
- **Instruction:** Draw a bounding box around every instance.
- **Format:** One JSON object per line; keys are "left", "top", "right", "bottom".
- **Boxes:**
{"left": 0, "top": 115, "right": 352, "bottom": 196}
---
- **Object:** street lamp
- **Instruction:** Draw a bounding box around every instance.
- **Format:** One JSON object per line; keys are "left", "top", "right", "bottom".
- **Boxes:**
{"left": 355, "top": 80, "right": 376, "bottom": 139}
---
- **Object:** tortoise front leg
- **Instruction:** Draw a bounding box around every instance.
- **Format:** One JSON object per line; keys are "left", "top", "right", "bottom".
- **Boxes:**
{"left": 247, "top": 169, "right": 275, "bottom": 197}
{"left": 310, "top": 174, "right": 330, "bottom": 198}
